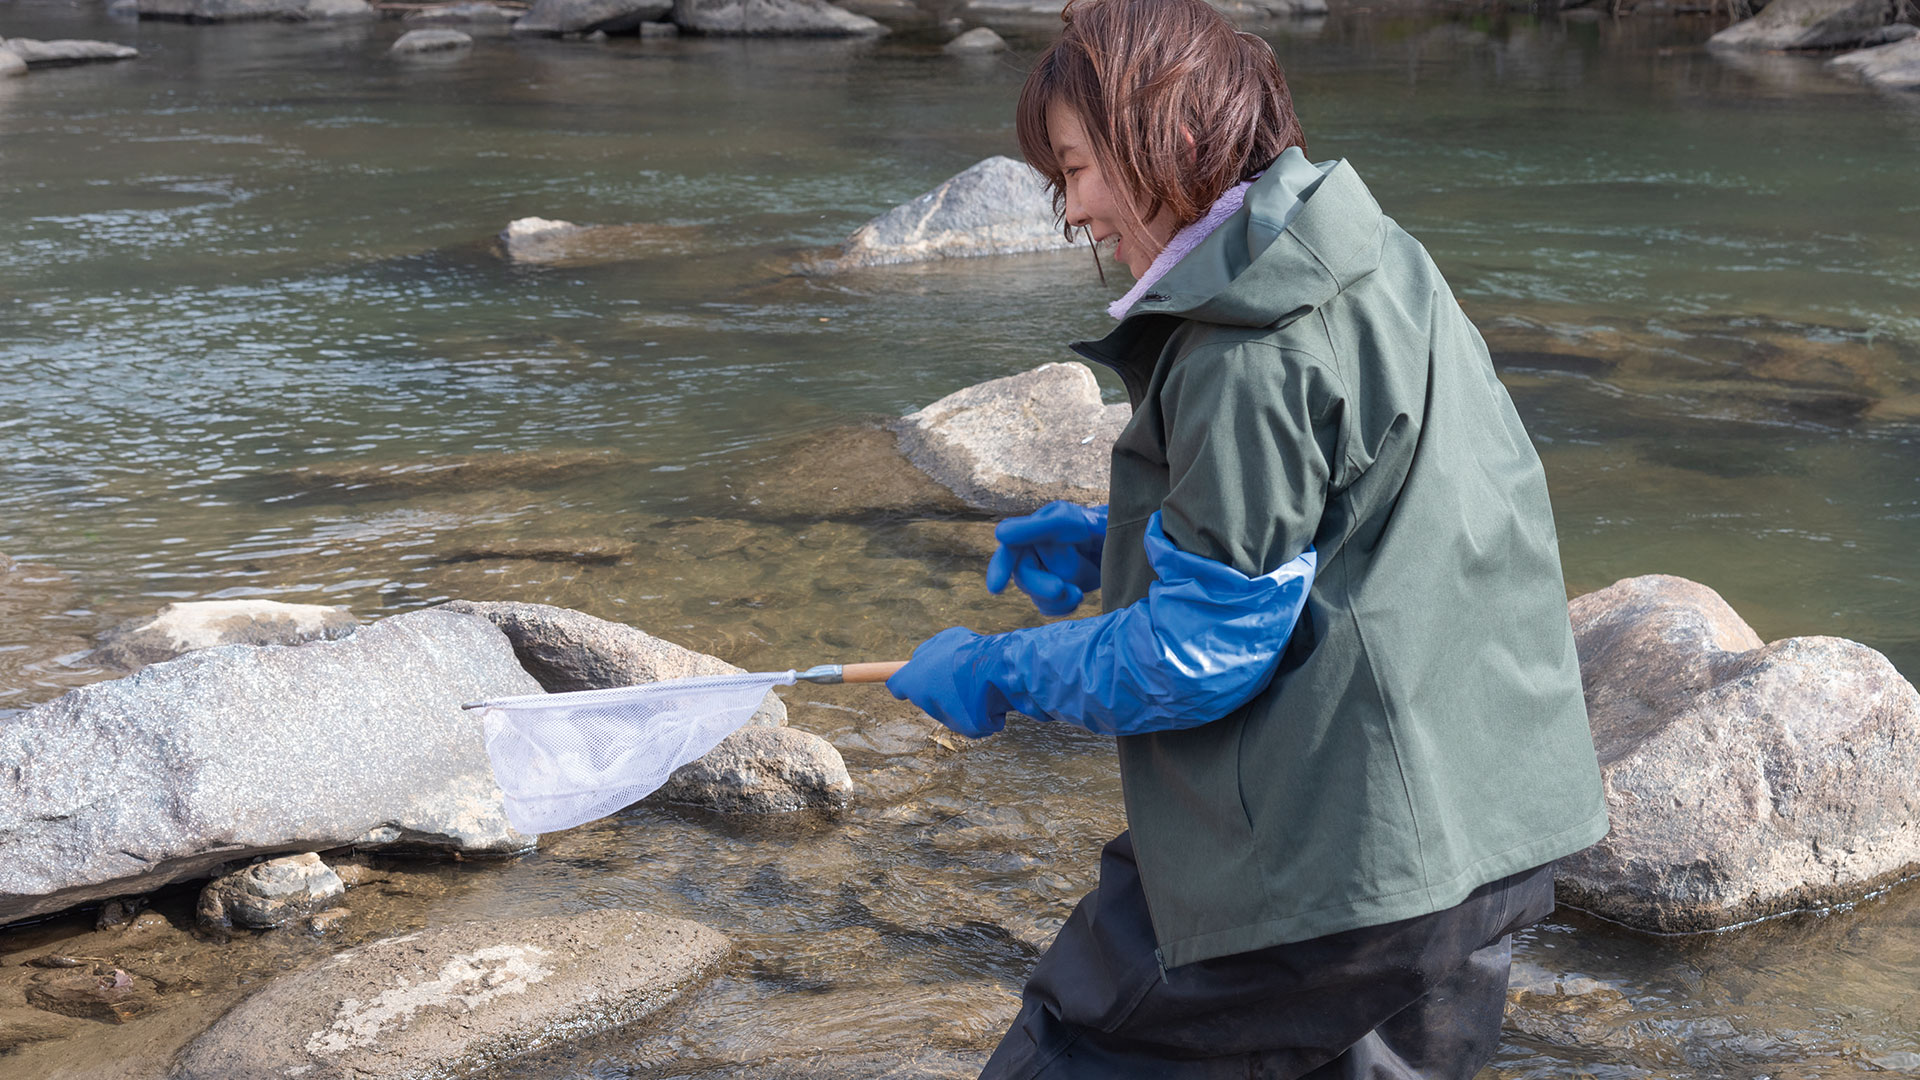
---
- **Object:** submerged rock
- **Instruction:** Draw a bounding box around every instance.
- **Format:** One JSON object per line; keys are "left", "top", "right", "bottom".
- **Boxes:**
{"left": 271, "top": 447, "right": 628, "bottom": 499}
{"left": 497, "top": 216, "right": 701, "bottom": 266}
{"left": 438, "top": 599, "right": 788, "bottom": 725}
{"left": 654, "top": 724, "right": 852, "bottom": 812}
{"left": 1707, "top": 0, "right": 1899, "bottom": 51}
{"left": 389, "top": 27, "right": 473, "bottom": 53}
{"left": 136, "top": 0, "right": 374, "bottom": 21}
{"left": 890, "top": 362, "right": 1128, "bottom": 515}
{"left": 89, "top": 599, "right": 359, "bottom": 672}
{"left": 711, "top": 424, "right": 972, "bottom": 521}
{"left": 1555, "top": 574, "right": 1920, "bottom": 933}
{"left": 196, "top": 853, "right": 346, "bottom": 930}
{"left": 1829, "top": 35, "right": 1920, "bottom": 90}
{"left": 0, "top": 609, "right": 538, "bottom": 926}
{"left": 816, "top": 156, "right": 1085, "bottom": 271}
{"left": 513, "top": 0, "right": 672, "bottom": 34}
{"left": 942, "top": 26, "right": 1005, "bottom": 52}
{"left": 174, "top": 910, "right": 729, "bottom": 1080}
{"left": 671, "top": 0, "right": 886, "bottom": 36}
{"left": 0, "top": 38, "right": 140, "bottom": 65}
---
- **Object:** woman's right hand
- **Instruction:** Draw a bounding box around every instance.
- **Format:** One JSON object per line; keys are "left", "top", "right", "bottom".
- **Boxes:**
{"left": 984, "top": 501, "right": 1108, "bottom": 616}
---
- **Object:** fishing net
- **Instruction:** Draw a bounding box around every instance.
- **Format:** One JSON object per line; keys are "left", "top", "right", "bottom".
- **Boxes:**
{"left": 479, "top": 670, "right": 798, "bottom": 834}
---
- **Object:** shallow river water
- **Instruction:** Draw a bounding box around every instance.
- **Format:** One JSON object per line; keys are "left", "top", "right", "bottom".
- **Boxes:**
{"left": 2, "top": 1, "right": 1919, "bottom": 1077}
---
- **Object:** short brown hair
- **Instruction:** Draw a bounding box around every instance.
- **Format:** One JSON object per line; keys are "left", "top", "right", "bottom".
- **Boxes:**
{"left": 1016, "top": 0, "right": 1307, "bottom": 243}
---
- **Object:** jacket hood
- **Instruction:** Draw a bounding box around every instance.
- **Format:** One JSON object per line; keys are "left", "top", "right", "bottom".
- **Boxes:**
{"left": 1073, "top": 152, "right": 1387, "bottom": 389}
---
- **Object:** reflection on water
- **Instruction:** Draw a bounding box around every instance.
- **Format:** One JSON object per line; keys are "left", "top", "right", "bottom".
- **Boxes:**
{"left": 1, "top": 1, "right": 1919, "bottom": 1077}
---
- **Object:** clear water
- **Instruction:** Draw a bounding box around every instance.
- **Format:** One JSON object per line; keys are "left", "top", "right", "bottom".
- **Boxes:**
{"left": 2, "top": 2, "right": 1919, "bottom": 1077}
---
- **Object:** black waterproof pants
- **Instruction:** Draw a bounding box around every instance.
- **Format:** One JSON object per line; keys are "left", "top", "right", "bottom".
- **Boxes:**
{"left": 980, "top": 833, "right": 1555, "bottom": 1080}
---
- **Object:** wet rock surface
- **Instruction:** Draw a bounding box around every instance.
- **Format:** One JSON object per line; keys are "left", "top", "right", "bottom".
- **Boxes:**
{"left": 89, "top": 599, "right": 359, "bottom": 672}
{"left": 1556, "top": 574, "right": 1920, "bottom": 933}
{"left": 671, "top": 0, "right": 886, "bottom": 36}
{"left": 0, "top": 609, "right": 539, "bottom": 926}
{"left": 0, "top": 37, "right": 139, "bottom": 65}
{"left": 1707, "top": 0, "right": 1900, "bottom": 51}
{"left": 497, "top": 216, "right": 702, "bottom": 265}
{"left": 513, "top": 0, "right": 671, "bottom": 35}
{"left": 891, "top": 362, "right": 1128, "bottom": 515}
{"left": 1829, "top": 35, "right": 1920, "bottom": 89}
{"left": 815, "top": 156, "right": 1085, "bottom": 271}
{"left": 390, "top": 27, "right": 473, "bottom": 52}
{"left": 196, "top": 854, "right": 347, "bottom": 931}
{"left": 136, "top": 0, "right": 374, "bottom": 20}
{"left": 655, "top": 724, "right": 853, "bottom": 812}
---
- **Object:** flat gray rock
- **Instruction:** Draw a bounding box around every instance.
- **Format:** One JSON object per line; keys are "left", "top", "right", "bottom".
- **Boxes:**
{"left": 1708, "top": 0, "right": 1896, "bottom": 50}
{"left": 1829, "top": 35, "right": 1920, "bottom": 89}
{"left": 0, "top": 49, "right": 24, "bottom": 78}
{"left": 654, "top": 724, "right": 852, "bottom": 812}
{"left": 1555, "top": 574, "right": 1920, "bottom": 933}
{"left": 818, "top": 156, "right": 1086, "bottom": 271}
{"left": 174, "top": 910, "right": 729, "bottom": 1080}
{"left": 0, "top": 38, "right": 139, "bottom": 65}
{"left": 513, "top": 0, "right": 671, "bottom": 34}
{"left": 942, "top": 26, "right": 1005, "bottom": 52}
{"left": 391, "top": 28, "right": 474, "bottom": 52}
{"left": 137, "top": 0, "right": 373, "bottom": 20}
{"left": 0, "top": 609, "right": 539, "bottom": 926}
{"left": 90, "top": 599, "right": 359, "bottom": 672}
{"left": 890, "top": 362, "right": 1128, "bottom": 515}
{"left": 437, "top": 599, "right": 787, "bottom": 726}
{"left": 672, "top": 0, "right": 885, "bottom": 35}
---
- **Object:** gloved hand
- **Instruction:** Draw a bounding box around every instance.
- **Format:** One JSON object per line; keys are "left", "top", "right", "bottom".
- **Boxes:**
{"left": 885, "top": 626, "right": 1013, "bottom": 739}
{"left": 985, "top": 501, "right": 1108, "bottom": 617}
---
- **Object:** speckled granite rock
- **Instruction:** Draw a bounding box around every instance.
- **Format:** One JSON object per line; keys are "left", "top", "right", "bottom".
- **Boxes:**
{"left": 90, "top": 599, "right": 359, "bottom": 672}
{"left": 174, "top": 910, "right": 728, "bottom": 1080}
{"left": 654, "top": 725, "right": 851, "bottom": 812}
{"left": 1556, "top": 574, "right": 1920, "bottom": 933}
{"left": 816, "top": 156, "right": 1085, "bottom": 271}
{"left": 890, "top": 362, "right": 1128, "bottom": 515}
{"left": 437, "top": 599, "right": 786, "bottom": 725}
{"left": 196, "top": 853, "right": 346, "bottom": 930}
{"left": 0, "top": 609, "right": 538, "bottom": 926}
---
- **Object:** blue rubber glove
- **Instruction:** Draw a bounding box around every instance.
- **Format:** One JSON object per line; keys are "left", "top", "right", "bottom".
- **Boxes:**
{"left": 890, "top": 511, "right": 1316, "bottom": 739}
{"left": 985, "top": 502, "right": 1108, "bottom": 617}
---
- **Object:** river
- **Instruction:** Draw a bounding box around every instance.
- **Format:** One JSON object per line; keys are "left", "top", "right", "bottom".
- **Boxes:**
{"left": 1, "top": 1, "right": 1918, "bottom": 1076}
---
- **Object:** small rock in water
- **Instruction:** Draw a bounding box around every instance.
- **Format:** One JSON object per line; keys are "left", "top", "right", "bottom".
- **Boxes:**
{"left": 307, "top": 907, "right": 351, "bottom": 932}
{"left": 815, "top": 156, "right": 1087, "bottom": 271}
{"left": 654, "top": 725, "right": 853, "bottom": 812}
{"left": 197, "top": 853, "right": 347, "bottom": 930}
{"left": 512, "top": 0, "right": 671, "bottom": 35}
{"left": 174, "top": 910, "right": 729, "bottom": 1080}
{"left": 89, "top": 598, "right": 358, "bottom": 672}
{"left": 639, "top": 18, "right": 678, "bottom": 34}
{"left": 1555, "top": 574, "right": 1920, "bottom": 933}
{"left": 25, "top": 967, "right": 158, "bottom": 1024}
{"left": 0, "top": 48, "right": 24, "bottom": 78}
{"left": 497, "top": 216, "right": 702, "bottom": 265}
{"left": 390, "top": 28, "right": 474, "bottom": 53}
{"left": 943, "top": 26, "right": 1005, "bottom": 53}
{"left": 890, "top": 362, "right": 1128, "bottom": 515}
{"left": 0, "top": 37, "right": 139, "bottom": 65}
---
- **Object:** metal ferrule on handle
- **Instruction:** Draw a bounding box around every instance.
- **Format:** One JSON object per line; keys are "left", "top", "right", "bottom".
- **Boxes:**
{"left": 798, "top": 661, "right": 907, "bottom": 685}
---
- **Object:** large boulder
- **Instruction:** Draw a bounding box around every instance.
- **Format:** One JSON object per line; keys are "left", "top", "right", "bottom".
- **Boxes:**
{"left": 512, "top": 0, "right": 672, "bottom": 34}
{"left": 0, "top": 38, "right": 139, "bottom": 65}
{"left": 1829, "top": 35, "right": 1920, "bottom": 89}
{"left": 1707, "top": 0, "right": 1898, "bottom": 51}
{"left": 672, "top": 0, "right": 886, "bottom": 35}
{"left": 0, "top": 609, "right": 539, "bottom": 926}
{"left": 655, "top": 725, "right": 852, "bottom": 812}
{"left": 890, "top": 362, "right": 1128, "bottom": 515}
{"left": 1555, "top": 575, "right": 1920, "bottom": 933}
{"left": 817, "top": 156, "right": 1086, "bottom": 271}
{"left": 174, "top": 910, "right": 728, "bottom": 1080}
{"left": 437, "top": 599, "right": 787, "bottom": 726}
{"left": 89, "top": 599, "right": 359, "bottom": 672}
{"left": 137, "top": 0, "right": 374, "bottom": 20}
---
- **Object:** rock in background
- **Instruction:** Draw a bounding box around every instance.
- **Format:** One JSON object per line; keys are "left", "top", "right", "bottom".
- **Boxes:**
{"left": 655, "top": 724, "right": 852, "bottom": 812}
{"left": 0, "top": 609, "right": 538, "bottom": 926}
{"left": 89, "top": 599, "right": 359, "bottom": 672}
{"left": 1556, "top": 574, "right": 1920, "bottom": 933}
{"left": 942, "top": 26, "right": 1005, "bottom": 53}
{"left": 817, "top": 156, "right": 1085, "bottom": 271}
{"left": 0, "top": 48, "right": 25, "bottom": 78}
{"left": 1708, "top": 0, "right": 1902, "bottom": 51}
{"left": 1829, "top": 34, "right": 1920, "bottom": 89}
{"left": 406, "top": 1, "right": 523, "bottom": 24}
{"left": 174, "top": 910, "right": 728, "bottom": 1080}
{"left": 0, "top": 38, "right": 139, "bottom": 65}
{"left": 890, "top": 362, "right": 1128, "bottom": 515}
{"left": 672, "top": 0, "right": 885, "bottom": 35}
{"left": 390, "top": 27, "right": 473, "bottom": 53}
{"left": 136, "top": 0, "right": 374, "bottom": 20}
{"left": 513, "top": 0, "right": 671, "bottom": 35}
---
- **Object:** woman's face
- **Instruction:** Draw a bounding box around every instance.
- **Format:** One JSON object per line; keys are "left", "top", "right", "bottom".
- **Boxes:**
{"left": 1047, "top": 101, "right": 1179, "bottom": 280}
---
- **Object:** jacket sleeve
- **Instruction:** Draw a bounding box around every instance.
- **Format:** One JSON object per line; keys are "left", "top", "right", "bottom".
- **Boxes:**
{"left": 1157, "top": 341, "right": 1345, "bottom": 577}
{"left": 966, "top": 512, "right": 1315, "bottom": 736}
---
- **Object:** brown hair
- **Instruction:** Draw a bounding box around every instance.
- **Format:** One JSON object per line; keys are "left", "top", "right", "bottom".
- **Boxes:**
{"left": 1016, "top": 0, "right": 1307, "bottom": 245}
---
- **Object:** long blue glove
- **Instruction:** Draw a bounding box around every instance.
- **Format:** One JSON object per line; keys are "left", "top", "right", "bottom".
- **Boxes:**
{"left": 985, "top": 501, "right": 1108, "bottom": 617}
{"left": 889, "top": 511, "right": 1316, "bottom": 738}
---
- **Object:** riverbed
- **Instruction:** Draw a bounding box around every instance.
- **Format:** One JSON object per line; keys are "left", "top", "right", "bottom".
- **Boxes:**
{"left": 2, "top": 1, "right": 1918, "bottom": 1077}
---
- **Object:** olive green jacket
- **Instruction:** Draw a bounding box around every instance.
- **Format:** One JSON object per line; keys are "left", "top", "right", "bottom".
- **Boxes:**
{"left": 1073, "top": 154, "right": 1609, "bottom": 969}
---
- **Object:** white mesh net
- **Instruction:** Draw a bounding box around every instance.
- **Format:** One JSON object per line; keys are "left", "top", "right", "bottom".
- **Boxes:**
{"left": 479, "top": 671, "right": 798, "bottom": 834}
